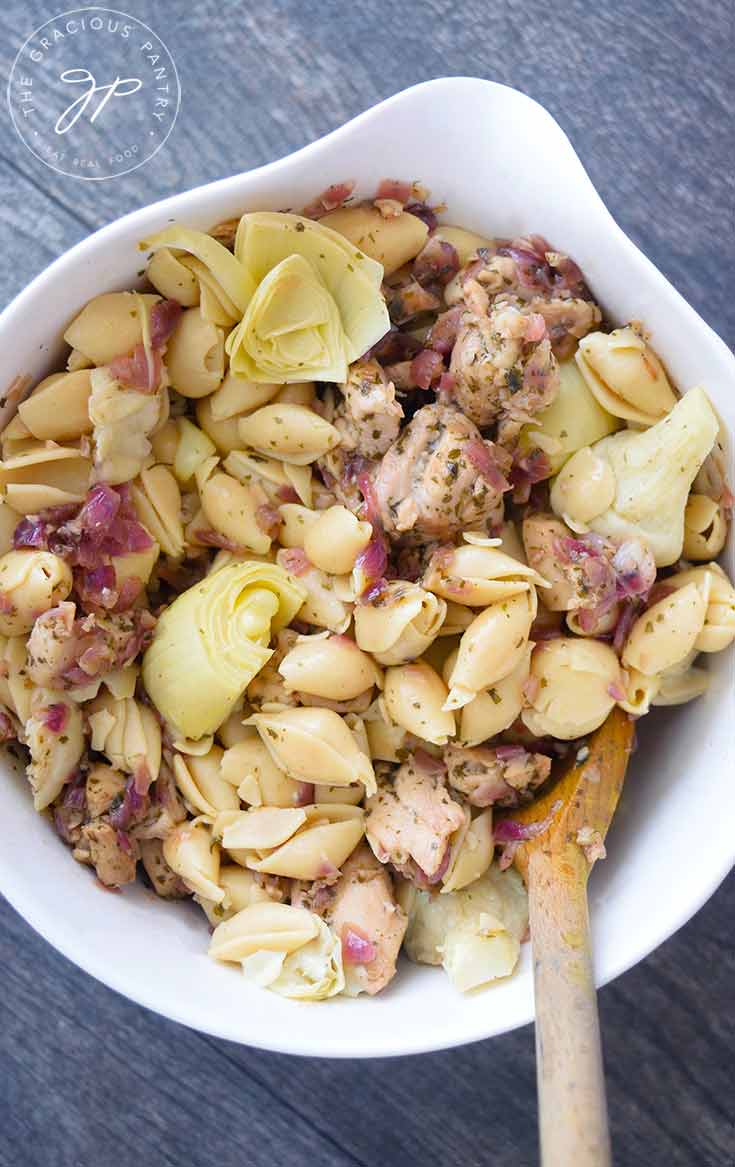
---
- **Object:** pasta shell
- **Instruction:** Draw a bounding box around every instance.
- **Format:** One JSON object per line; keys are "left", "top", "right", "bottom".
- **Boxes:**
{"left": 238, "top": 403, "right": 340, "bottom": 467}
{"left": 622, "top": 582, "right": 708, "bottom": 675}
{"left": 200, "top": 470, "right": 272, "bottom": 554}
{"left": 251, "top": 706, "right": 376, "bottom": 792}
{"left": 24, "top": 689, "right": 84, "bottom": 811}
{"left": 63, "top": 292, "right": 160, "bottom": 365}
{"left": 241, "top": 915, "right": 344, "bottom": 1000}
{"left": 221, "top": 736, "right": 306, "bottom": 807}
{"left": 131, "top": 465, "right": 184, "bottom": 559}
{"left": 445, "top": 590, "right": 537, "bottom": 710}
{"left": 424, "top": 542, "right": 547, "bottom": 607}
{"left": 18, "top": 370, "right": 92, "bottom": 441}
{"left": 88, "top": 693, "right": 162, "bottom": 781}
{"left": 208, "top": 901, "right": 319, "bottom": 961}
{"left": 303, "top": 505, "right": 372, "bottom": 575}
{"left": 683, "top": 494, "right": 728, "bottom": 560}
{"left": 654, "top": 563, "right": 735, "bottom": 654}
{"left": 550, "top": 446, "right": 617, "bottom": 529}
{"left": 354, "top": 580, "right": 447, "bottom": 665}
{"left": 172, "top": 745, "right": 240, "bottom": 816}
{"left": 321, "top": 205, "right": 429, "bottom": 274}
{"left": 442, "top": 808, "right": 495, "bottom": 894}
{"left": 279, "top": 634, "right": 380, "bottom": 700}
{"left": 164, "top": 819, "right": 223, "bottom": 902}
{"left": 0, "top": 550, "right": 72, "bottom": 636}
{"left": 451, "top": 645, "right": 532, "bottom": 746}
{"left": 382, "top": 660, "right": 455, "bottom": 746}
{"left": 0, "top": 444, "right": 92, "bottom": 513}
{"left": 576, "top": 326, "right": 678, "bottom": 426}
{"left": 245, "top": 805, "right": 365, "bottom": 880}
{"left": 521, "top": 638, "right": 622, "bottom": 739}
{"left": 165, "top": 308, "right": 225, "bottom": 398}
{"left": 146, "top": 248, "right": 200, "bottom": 306}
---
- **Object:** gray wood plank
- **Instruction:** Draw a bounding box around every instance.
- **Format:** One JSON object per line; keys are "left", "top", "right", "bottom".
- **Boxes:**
{"left": 0, "top": 1, "right": 733, "bottom": 1164}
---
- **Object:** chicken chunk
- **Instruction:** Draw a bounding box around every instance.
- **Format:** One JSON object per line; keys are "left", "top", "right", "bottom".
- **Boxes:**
{"left": 444, "top": 744, "right": 551, "bottom": 808}
{"left": 334, "top": 360, "right": 404, "bottom": 458}
{"left": 85, "top": 763, "right": 126, "bottom": 819}
{"left": 372, "top": 404, "right": 508, "bottom": 543}
{"left": 325, "top": 843, "right": 407, "bottom": 996}
{"left": 529, "top": 296, "right": 602, "bottom": 360}
{"left": 449, "top": 296, "right": 559, "bottom": 431}
{"left": 139, "top": 838, "right": 190, "bottom": 898}
{"left": 27, "top": 603, "right": 154, "bottom": 689}
{"left": 365, "top": 752, "right": 468, "bottom": 883}
{"left": 522, "top": 514, "right": 656, "bottom": 619}
{"left": 74, "top": 821, "right": 138, "bottom": 887}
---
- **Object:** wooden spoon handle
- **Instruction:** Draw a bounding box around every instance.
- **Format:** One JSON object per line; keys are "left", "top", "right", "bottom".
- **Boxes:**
{"left": 529, "top": 843, "right": 611, "bottom": 1167}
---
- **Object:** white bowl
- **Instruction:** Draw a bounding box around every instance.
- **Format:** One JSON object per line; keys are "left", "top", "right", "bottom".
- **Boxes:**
{"left": 0, "top": 77, "right": 733, "bottom": 1058}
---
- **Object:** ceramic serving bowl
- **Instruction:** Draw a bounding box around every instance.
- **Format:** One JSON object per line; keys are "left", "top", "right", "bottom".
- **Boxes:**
{"left": 0, "top": 77, "right": 732, "bottom": 1058}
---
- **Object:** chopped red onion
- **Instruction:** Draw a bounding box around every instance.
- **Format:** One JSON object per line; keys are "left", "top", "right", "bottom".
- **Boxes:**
{"left": 404, "top": 201, "right": 439, "bottom": 232}
{"left": 192, "top": 528, "right": 243, "bottom": 553}
{"left": 42, "top": 703, "right": 68, "bottom": 734}
{"left": 276, "top": 485, "right": 300, "bottom": 504}
{"left": 293, "top": 782, "right": 315, "bottom": 807}
{"left": 494, "top": 799, "right": 562, "bottom": 843}
{"left": 342, "top": 925, "right": 377, "bottom": 965}
{"left": 302, "top": 181, "right": 355, "bottom": 218}
{"left": 280, "top": 547, "right": 311, "bottom": 577}
{"left": 466, "top": 438, "right": 510, "bottom": 493}
{"left": 413, "top": 748, "right": 447, "bottom": 775}
{"left": 256, "top": 504, "right": 282, "bottom": 537}
{"left": 109, "top": 775, "right": 147, "bottom": 830}
{"left": 494, "top": 744, "right": 527, "bottom": 761}
{"left": 413, "top": 237, "right": 460, "bottom": 286}
{"left": 607, "top": 681, "right": 627, "bottom": 702}
{"left": 428, "top": 306, "right": 463, "bottom": 355}
{"left": 376, "top": 178, "right": 412, "bottom": 203}
{"left": 149, "top": 299, "right": 182, "bottom": 347}
{"left": 409, "top": 349, "right": 444, "bottom": 390}
{"left": 353, "top": 533, "right": 388, "bottom": 597}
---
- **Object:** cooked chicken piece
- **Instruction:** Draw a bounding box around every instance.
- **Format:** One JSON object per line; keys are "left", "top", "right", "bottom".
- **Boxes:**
{"left": 27, "top": 603, "right": 153, "bottom": 689}
{"left": 334, "top": 360, "right": 404, "bottom": 458}
{"left": 529, "top": 296, "right": 602, "bottom": 359}
{"left": 132, "top": 763, "right": 188, "bottom": 841}
{"left": 74, "top": 821, "right": 138, "bottom": 887}
{"left": 85, "top": 763, "right": 126, "bottom": 819}
{"left": 372, "top": 404, "right": 508, "bottom": 543}
{"left": 366, "top": 752, "right": 467, "bottom": 882}
{"left": 324, "top": 843, "right": 407, "bottom": 995}
{"left": 444, "top": 743, "right": 551, "bottom": 807}
{"left": 449, "top": 296, "right": 559, "bottom": 430}
{"left": 139, "top": 838, "right": 190, "bottom": 898}
{"left": 522, "top": 514, "right": 656, "bottom": 617}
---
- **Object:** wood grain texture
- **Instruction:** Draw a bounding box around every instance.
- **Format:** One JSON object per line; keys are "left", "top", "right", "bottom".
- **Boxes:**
{"left": 0, "top": 2, "right": 733, "bottom": 1165}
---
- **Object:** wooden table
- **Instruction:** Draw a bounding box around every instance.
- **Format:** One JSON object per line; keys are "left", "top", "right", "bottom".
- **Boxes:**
{"left": 0, "top": 2, "right": 732, "bottom": 1163}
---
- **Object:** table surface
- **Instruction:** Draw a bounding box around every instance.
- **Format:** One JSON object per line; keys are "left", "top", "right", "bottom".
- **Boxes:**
{"left": 1, "top": 2, "right": 733, "bottom": 1164}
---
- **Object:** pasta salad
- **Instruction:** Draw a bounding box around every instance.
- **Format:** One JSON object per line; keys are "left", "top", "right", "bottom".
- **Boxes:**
{"left": 1, "top": 178, "right": 733, "bottom": 1001}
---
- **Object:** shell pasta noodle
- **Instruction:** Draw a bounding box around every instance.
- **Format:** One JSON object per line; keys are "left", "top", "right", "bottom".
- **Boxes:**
{"left": 0, "top": 178, "right": 732, "bottom": 1004}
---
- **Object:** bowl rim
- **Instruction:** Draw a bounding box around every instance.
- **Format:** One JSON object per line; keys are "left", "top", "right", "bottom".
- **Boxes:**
{"left": 1, "top": 75, "right": 733, "bottom": 1058}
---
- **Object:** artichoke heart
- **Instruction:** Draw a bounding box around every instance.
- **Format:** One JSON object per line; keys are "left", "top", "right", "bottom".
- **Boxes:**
{"left": 142, "top": 561, "right": 306, "bottom": 739}
{"left": 227, "top": 254, "right": 347, "bottom": 383}
{"left": 231, "top": 211, "right": 389, "bottom": 377}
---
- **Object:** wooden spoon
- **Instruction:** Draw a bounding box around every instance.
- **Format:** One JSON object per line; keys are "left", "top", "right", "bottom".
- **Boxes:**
{"left": 507, "top": 707, "right": 635, "bottom": 1167}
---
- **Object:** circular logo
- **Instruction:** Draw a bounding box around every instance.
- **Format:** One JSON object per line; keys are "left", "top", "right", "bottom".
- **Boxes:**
{"left": 7, "top": 6, "right": 180, "bottom": 181}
